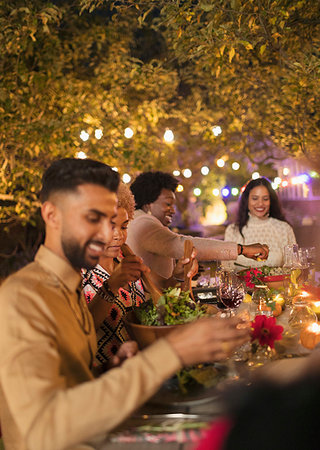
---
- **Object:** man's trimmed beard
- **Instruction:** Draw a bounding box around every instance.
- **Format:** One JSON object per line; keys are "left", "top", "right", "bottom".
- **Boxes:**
{"left": 61, "top": 236, "right": 95, "bottom": 270}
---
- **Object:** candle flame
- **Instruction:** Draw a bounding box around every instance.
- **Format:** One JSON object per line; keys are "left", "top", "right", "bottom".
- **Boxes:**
{"left": 308, "top": 322, "right": 320, "bottom": 333}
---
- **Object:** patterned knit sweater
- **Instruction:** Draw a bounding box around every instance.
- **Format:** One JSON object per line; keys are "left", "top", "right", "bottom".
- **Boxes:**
{"left": 224, "top": 215, "right": 296, "bottom": 270}
{"left": 82, "top": 263, "right": 145, "bottom": 364}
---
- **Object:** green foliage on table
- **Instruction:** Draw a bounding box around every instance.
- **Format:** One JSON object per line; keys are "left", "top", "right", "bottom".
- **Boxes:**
{"left": 135, "top": 287, "right": 206, "bottom": 326}
{"left": 177, "top": 364, "right": 224, "bottom": 394}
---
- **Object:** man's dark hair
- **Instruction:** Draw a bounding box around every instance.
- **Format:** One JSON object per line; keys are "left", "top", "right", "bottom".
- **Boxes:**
{"left": 130, "top": 171, "right": 178, "bottom": 209}
{"left": 39, "top": 158, "right": 120, "bottom": 202}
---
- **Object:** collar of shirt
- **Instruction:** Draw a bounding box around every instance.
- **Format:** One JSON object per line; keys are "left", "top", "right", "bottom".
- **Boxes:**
{"left": 35, "top": 245, "right": 82, "bottom": 294}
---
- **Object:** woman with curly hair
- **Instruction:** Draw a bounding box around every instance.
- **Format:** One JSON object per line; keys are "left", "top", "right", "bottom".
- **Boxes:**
{"left": 224, "top": 177, "right": 296, "bottom": 269}
{"left": 82, "top": 183, "right": 149, "bottom": 365}
{"left": 127, "top": 171, "right": 269, "bottom": 290}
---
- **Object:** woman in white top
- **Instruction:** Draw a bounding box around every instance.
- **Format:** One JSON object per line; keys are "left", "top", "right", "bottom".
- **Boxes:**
{"left": 224, "top": 177, "right": 296, "bottom": 269}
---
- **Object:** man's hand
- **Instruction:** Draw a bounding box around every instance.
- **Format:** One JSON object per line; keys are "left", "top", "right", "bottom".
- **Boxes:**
{"left": 173, "top": 249, "right": 198, "bottom": 281}
{"left": 241, "top": 243, "right": 269, "bottom": 261}
{"left": 107, "top": 255, "right": 150, "bottom": 294}
{"left": 166, "top": 316, "right": 250, "bottom": 366}
{"left": 109, "top": 341, "right": 139, "bottom": 368}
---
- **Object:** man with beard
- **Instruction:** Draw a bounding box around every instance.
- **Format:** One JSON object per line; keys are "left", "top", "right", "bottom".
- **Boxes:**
{"left": 0, "top": 158, "right": 249, "bottom": 450}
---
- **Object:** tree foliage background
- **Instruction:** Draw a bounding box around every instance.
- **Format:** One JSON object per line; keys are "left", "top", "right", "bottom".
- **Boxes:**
{"left": 1, "top": 0, "right": 320, "bottom": 271}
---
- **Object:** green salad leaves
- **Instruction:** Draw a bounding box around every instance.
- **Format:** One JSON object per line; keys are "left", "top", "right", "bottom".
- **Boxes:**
{"left": 134, "top": 287, "right": 207, "bottom": 326}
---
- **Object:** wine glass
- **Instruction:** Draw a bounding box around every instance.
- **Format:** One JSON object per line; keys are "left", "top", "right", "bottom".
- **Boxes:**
{"left": 216, "top": 270, "right": 245, "bottom": 316}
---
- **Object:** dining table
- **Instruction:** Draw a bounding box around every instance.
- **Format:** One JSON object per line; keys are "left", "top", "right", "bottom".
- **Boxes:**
{"left": 100, "top": 290, "right": 315, "bottom": 450}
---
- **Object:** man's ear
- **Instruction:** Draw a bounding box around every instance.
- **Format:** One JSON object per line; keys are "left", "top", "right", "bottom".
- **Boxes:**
{"left": 41, "top": 201, "right": 61, "bottom": 229}
{"left": 142, "top": 204, "right": 150, "bottom": 213}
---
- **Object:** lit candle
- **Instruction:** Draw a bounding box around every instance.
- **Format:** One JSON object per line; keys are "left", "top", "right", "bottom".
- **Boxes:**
{"left": 310, "top": 301, "right": 320, "bottom": 315}
{"left": 300, "top": 322, "right": 320, "bottom": 350}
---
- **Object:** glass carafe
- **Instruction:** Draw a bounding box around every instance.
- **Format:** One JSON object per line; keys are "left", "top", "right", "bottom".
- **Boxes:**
{"left": 283, "top": 244, "right": 302, "bottom": 286}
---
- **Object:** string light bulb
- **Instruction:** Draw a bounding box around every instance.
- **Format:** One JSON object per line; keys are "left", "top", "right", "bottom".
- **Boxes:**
{"left": 80, "top": 130, "right": 89, "bottom": 142}
{"left": 164, "top": 129, "right": 174, "bottom": 143}
{"left": 75, "top": 151, "right": 87, "bottom": 159}
{"left": 122, "top": 173, "right": 131, "bottom": 184}
{"left": 173, "top": 170, "right": 180, "bottom": 176}
{"left": 182, "top": 168, "right": 192, "bottom": 178}
{"left": 177, "top": 184, "right": 184, "bottom": 192}
{"left": 217, "top": 159, "right": 225, "bottom": 168}
{"left": 232, "top": 162, "right": 240, "bottom": 171}
{"left": 193, "top": 188, "right": 201, "bottom": 196}
{"left": 212, "top": 126, "right": 222, "bottom": 136}
{"left": 94, "top": 129, "right": 103, "bottom": 139}
{"left": 201, "top": 166, "right": 210, "bottom": 176}
{"left": 124, "top": 127, "right": 134, "bottom": 139}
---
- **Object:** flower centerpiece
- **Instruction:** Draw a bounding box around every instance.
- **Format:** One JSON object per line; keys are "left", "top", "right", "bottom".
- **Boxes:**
{"left": 243, "top": 268, "right": 264, "bottom": 289}
{"left": 248, "top": 315, "right": 284, "bottom": 366}
{"left": 241, "top": 268, "right": 283, "bottom": 315}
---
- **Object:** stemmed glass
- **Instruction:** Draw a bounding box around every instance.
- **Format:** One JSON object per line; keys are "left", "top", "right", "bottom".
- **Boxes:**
{"left": 216, "top": 270, "right": 245, "bottom": 316}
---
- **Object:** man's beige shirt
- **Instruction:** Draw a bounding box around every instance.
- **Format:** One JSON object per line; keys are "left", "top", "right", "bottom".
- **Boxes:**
{"left": 0, "top": 245, "right": 181, "bottom": 450}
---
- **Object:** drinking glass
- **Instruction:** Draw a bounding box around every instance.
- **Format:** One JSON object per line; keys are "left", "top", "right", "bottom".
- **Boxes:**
{"left": 298, "top": 248, "right": 310, "bottom": 284}
{"left": 216, "top": 270, "right": 245, "bottom": 316}
{"left": 302, "top": 247, "right": 316, "bottom": 283}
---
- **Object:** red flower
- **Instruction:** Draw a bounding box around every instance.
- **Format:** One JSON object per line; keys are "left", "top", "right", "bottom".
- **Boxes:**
{"left": 251, "top": 315, "right": 284, "bottom": 349}
{"left": 243, "top": 268, "right": 264, "bottom": 289}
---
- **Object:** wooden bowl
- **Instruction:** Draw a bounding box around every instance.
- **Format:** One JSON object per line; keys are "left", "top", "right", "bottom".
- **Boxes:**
{"left": 124, "top": 311, "right": 182, "bottom": 349}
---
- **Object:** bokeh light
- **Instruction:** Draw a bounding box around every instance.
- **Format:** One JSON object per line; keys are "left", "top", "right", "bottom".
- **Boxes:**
{"left": 283, "top": 167, "right": 290, "bottom": 176}
{"left": 177, "top": 184, "right": 184, "bottom": 192}
{"left": 124, "top": 127, "right": 134, "bottom": 139}
{"left": 164, "top": 129, "right": 174, "bottom": 143}
{"left": 201, "top": 166, "right": 210, "bottom": 176}
{"left": 75, "top": 151, "right": 87, "bottom": 159}
{"left": 212, "top": 126, "right": 222, "bottom": 136}
{"left": 231, "top": 187, "right": 239, "bottom": 196}
{"left": 182, "top": 168, "right": 192, "bottom": 178}
{"left": 94, "top": 129, "right": 103, "bottom": 139}
{"left": 122, "top": 173, "right": 131, "bottom": 184}
{"left": 216, "top": 159, "right": 225, "bottom": 168}
{"left": 193, "top": 188, "right": 201, "bottom": 196}
{"left": 222, "top": 187, "right": 230, "bottom": 198}
{"left": 232, "top": 162, "right": 240, "bottom": 171}
{"left": 80, "top": 130, "right": 89, "bottom": 141}
{"left": 212, "top": 188, "right": 220, "bottom": 196}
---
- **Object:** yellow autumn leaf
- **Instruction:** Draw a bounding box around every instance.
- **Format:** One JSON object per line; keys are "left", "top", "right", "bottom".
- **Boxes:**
{"left": 216, "top": 66, "right": 221, "bottom": 78}
{"left": 260, "top": 44, "right": 266, "bottom": 55}
{"left": 229, "top": 47, "right": 235, "bottom": 63}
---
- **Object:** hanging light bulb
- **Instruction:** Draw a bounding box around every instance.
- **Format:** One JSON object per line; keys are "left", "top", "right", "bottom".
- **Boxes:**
{"left": 283, "top": 167, "right": 290, "bottom": 176}
{"left": 212, "top": 188, "right": 220, "bottom": 197}
{"left": 177, "top": 184, "right": 184, "bottom": 192}
{"left": 182, "top": 168, "right": 192, "bottom": 178}
{"left": 124, "top": 127, "right": 134, "bottom": 139}
{"left": 80, "top": 130, "right": 89, "bottom": 142}
{"left": 252, "top": 172, "right": 260, "bottom": 180}
{"left": 201, "top": 166, "right": 209, "bottom": 176}
{"left": 164, "top": 129, "right": 174, "bottom": 143}
{"left": 222, "top": 187, "right": 230, "bottom": 198}
{"left": 217, "top": 159, "right": 225, "bottom": 168}
{"left": 212, "top": 126, "right": 222, "bottom": 136}
{"left": 193, "top": 188, "right": 201, "bottom": 196}
{"left": 232, "top": 162, "right": 240, "bottom": 171}
{"left": 231, "top": 187, "right": 239, "bottom": 196}
{"left": 94, "top": 129, "right": 103, "bottom": 139}
{"left": 75, "top": 151, "right": 87, "bottom": 159}
{"left": 122, "top": 173, "right": 131, "bottom": 184}
{"left": 173, "top": 170, "right": 180, "bottom": 176}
